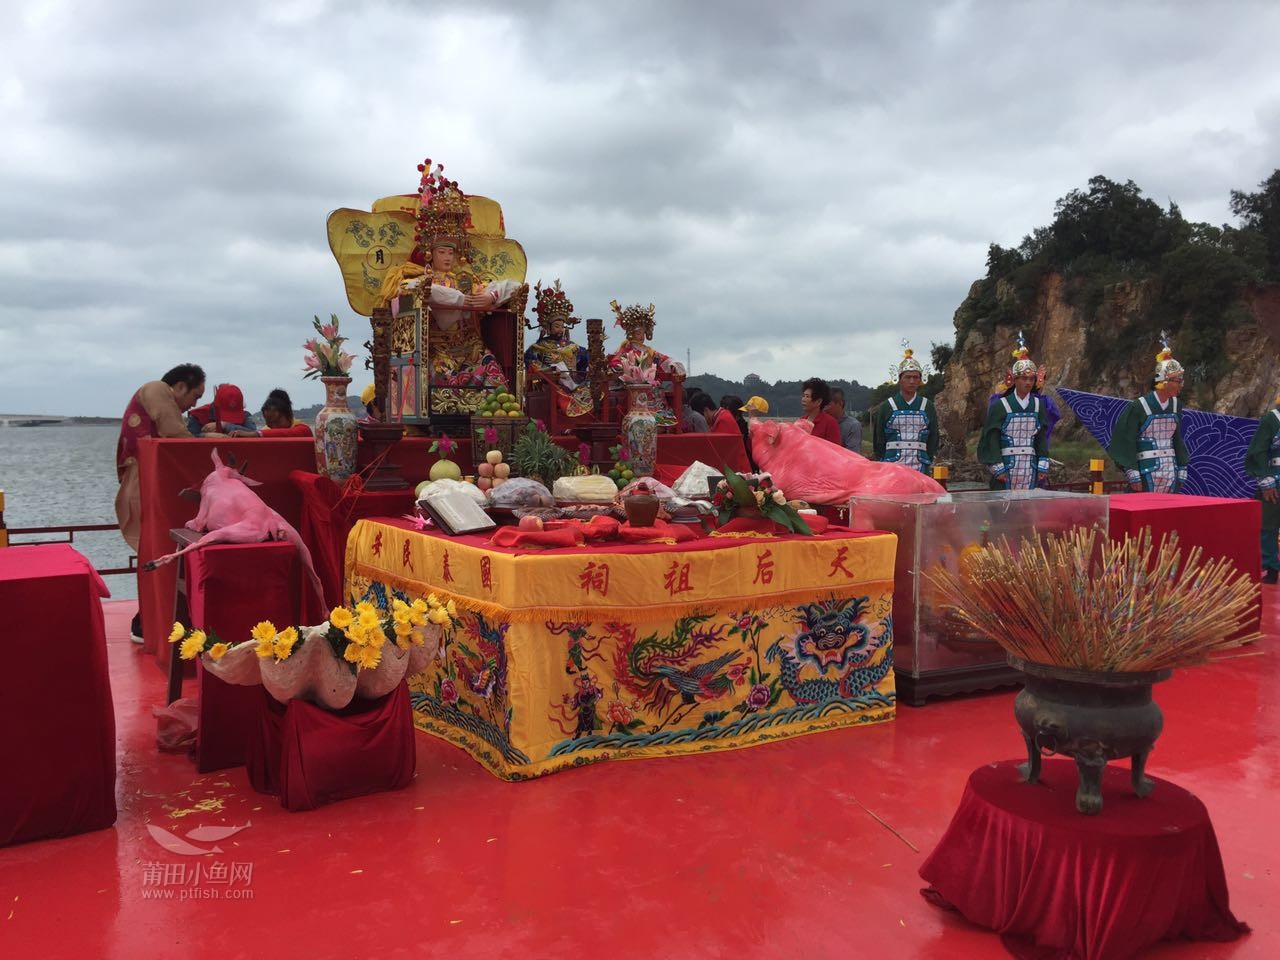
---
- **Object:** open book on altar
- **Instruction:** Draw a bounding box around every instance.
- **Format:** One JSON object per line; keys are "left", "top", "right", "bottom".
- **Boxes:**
{"left": 416, "top": 492, "right": 497, "bottom": 536}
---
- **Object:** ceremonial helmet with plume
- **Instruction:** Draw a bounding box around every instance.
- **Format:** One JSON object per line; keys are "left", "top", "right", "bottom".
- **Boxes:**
{"left": 1004, "top": 330, "right": 1046, "bottom": 389}
{"left": 888, "top": 339, "right": 928, "bottom": 384}
{"left": 1154, "top": 331, "right": 1184, "bottom": 388}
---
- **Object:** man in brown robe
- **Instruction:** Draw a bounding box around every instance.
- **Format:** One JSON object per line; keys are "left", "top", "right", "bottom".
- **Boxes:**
{"left": 116, "top": 364, "right": 205, "bottom": 639}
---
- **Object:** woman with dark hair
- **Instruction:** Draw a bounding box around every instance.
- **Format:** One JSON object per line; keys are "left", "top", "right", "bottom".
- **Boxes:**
{"left": 718, "top": 394, "right": 756, "bottom": 468}
{"left": 688, "top": 392, "right": 716, "bottom": 432}
{"left": 257, "top": 389, "right": 313, "bottom": 437}
{"left": 710, "top": 394, "right": 741, "bottom": 435}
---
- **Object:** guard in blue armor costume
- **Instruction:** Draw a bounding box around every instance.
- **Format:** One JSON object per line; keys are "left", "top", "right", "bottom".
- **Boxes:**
{"left": 978, "top": 333, "right": 1051, "bottom": 490}
{"left": 1107, "top": 334, "right": 1189, "bottom": 494}
{"left": 871, "top": 341, "right": 938, "bottom": 475}
{"left": 1244, "top": 397, "right": 1280, "bottom": 583}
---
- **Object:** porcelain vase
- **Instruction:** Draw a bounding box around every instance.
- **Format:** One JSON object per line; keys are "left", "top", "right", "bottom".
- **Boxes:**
{"left": 621, "top": 384, "right": 658, "bottom": 479}
{"left": 314, "top": 376, "right": 358, "bottom": 481}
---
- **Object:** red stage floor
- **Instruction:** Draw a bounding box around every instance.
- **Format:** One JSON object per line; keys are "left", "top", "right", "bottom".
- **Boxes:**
{"left": 1, "top": 595, "right": 1276, "bottom": 959}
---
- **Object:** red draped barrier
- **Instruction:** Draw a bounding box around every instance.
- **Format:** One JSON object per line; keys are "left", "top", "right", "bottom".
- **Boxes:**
{"left": 1108, "top": 493, "right": 1261, "bottom": 634}
{"left": 138, "top": 434, "right": 750, "bottom": 661}
{"left": 920, "top": 759, "right": 1248, "bottom": 960}
{"left": 245, "top": 682, "right": 416, "bottom": 811}
{"left": 186, "top": 542, "right": 301, "bottom": 771}
{"left": 0, "top": 545, "right": 116, "bottom": 846}
{"left": 289, "top": 472, "right": 415, "bottom": 622}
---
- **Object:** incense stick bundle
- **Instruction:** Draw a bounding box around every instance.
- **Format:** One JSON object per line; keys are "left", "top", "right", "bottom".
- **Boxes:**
{"left": 927, "top": 528, "right": 1260, "bottom": 672}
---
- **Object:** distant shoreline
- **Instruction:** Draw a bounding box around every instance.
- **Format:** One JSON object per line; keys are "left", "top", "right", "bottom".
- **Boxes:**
{"left": 0, "top": 417, "right": 121, "bottom": 426}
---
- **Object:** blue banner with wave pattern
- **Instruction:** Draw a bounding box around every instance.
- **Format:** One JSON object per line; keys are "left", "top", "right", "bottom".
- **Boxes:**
{"left": 1055, "top": 387, "right": 1260, "bottom": 499}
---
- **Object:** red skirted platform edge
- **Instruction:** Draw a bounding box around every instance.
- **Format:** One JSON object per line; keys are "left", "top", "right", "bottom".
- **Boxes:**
{"left": 919, "top": 759, "right": 1249, "bottom": 960}
{"left": 245, "top": 682, "right": 416, "bottom": 812}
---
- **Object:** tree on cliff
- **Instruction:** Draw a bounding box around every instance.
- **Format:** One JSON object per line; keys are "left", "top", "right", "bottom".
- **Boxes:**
{"left": 952, "top": 171, "right": 1274, "bottom": 391}
{"left": 1230, "top": 170, "right": 1280, "bottom": 282}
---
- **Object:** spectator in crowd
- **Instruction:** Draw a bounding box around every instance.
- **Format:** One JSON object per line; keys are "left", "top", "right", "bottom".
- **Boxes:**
{"left": 187, "top": 383, "right": 255, "bottom": 437}
{"left": 800, "top": 377, "right": 842, "bottom": 445}
{"left": 360, "top": 383, "right": 384, "bottom": 422}
{"left": 710, "top": 394, "right": 741, "bottom": 434}
{"left": 828, "top": 388, "right": 863, "bottom": 452}
{"left": 257, "top": 389, "right": 313, "bottom": 437}
{"left": 688, "top": 392, "right": 716, "bottom": 432}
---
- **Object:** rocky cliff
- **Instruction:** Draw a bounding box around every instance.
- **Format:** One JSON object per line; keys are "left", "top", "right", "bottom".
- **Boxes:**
{"left": 936, "top": 272, "right": 1280, "bottom": 451}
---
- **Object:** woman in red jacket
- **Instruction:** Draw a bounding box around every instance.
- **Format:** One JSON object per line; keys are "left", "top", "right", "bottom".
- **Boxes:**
{"left": 710, "top": 395, "right": 741, "bottom": 435}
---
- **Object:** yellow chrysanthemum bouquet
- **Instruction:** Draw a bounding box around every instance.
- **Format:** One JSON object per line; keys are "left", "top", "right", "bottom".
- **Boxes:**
{"left": 168, "top": 594, "right": 457, "bottom": 710}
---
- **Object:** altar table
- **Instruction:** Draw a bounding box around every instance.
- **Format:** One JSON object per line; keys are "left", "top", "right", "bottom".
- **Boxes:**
{"left": 920, "top": 759, "right": 1248, "bottom": 960}
{"left": 0, "top": 545, "right": 116, "bottom": 846}
{"left": 344, "top": 518, "right": 897, "bottom": 779}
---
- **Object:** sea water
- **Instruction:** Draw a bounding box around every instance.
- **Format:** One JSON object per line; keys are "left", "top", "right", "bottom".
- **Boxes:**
{"left": 0, "top": 424, "right": 136, "bottom": 598}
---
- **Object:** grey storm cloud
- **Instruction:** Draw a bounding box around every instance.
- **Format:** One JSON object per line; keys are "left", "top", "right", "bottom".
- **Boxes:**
{"left": 2, "top": 0, "right": 1278, "bottom": 414}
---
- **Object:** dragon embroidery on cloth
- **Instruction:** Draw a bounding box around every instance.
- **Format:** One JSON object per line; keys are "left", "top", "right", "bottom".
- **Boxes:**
{"left": 766, "top": 598, "right": 892, "bottom": 704}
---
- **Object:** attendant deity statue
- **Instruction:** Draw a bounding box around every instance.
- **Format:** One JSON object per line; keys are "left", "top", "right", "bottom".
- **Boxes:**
{"left": 606, "top": 300, "right": 685, "bottom": 426}
{"left": 1108, "top": 332, "right": 1189, "bottom": 494}
{"left": 607, "top": 300, "right": 684, "bottom": 380}
{"left": 525, "top": 280, "right": 594, "bottom": 418}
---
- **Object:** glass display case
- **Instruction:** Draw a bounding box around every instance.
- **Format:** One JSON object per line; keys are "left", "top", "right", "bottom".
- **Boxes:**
{"left": 848, "top": 490, "right": 1108, "bottom": 705}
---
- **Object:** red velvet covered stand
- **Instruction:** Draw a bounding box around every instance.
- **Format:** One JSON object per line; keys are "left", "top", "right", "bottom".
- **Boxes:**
{"left": 185, "top": 542, "right": 301, "bottom": 772}
{"left": 919, "top": 759, "right": 1249, "bottom": 960}
{"left": 245, "top": 682, "right": 416, "bottom": 812}
{"left": 0, "top": 545, "right": 116, "bottom": 846}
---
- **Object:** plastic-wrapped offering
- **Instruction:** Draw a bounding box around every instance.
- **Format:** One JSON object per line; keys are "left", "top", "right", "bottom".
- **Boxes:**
{"left": 488, "top": 477, "right": 555, "bottom": 509}
{"left": 672, "top": 461, "right": 720, "bottom": 498}
{"left": 619, "top": 477, "right": 678, "bottom": 501}
{"left": 418, "top": 478, "right": 488, "bottom": 505}
{"left": 552, "top": 475, "right": 619, "bottom": 503}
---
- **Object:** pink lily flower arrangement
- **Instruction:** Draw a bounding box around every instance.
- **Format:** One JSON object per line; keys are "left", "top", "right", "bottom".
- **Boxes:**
{"left": 303, "top": 314, "right": 357, "bottom": 380}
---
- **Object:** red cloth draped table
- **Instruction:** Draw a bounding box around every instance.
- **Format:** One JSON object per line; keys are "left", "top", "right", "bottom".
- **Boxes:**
{"left": 289, "top": 471, "right": 416, "bottom": 622}
{"left": 137, "top": 435, "right": 751, "bottom": 658}
{"left": 0, "top": 545, "right": 116, "bottom": 846}
{"left": 245, "top": 682, "right": 415, "bottom": 811}
{"left": 920, "top": 759, "right": 1248, "bottom": 960}
{"left": 185, "top": 542, "right": 301, "bottom": 772}
{"left": 1108, "top": 493, "right": 1261, "bottom": 635}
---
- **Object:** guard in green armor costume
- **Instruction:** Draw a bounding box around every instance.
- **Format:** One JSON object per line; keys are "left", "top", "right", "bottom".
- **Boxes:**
{"left": 1244, "top": 397, "right": 1280, "bottom": 583}
{"left": 978, "top": 332, "right": 1051, "bottom": 490}
{"left": 1107, "top": 334, "right": 1189, "bottom": 494}
{"left": 872, "top": 341, "right": 938, "bottom": 475}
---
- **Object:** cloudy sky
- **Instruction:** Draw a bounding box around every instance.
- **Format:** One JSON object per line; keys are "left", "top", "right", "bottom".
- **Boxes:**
{"left": 2, "top": 0, "right": 1278, "bottom": 416}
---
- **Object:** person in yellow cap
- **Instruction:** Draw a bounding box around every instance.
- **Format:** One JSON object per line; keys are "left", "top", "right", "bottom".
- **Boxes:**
{"left": 359, "top": 382, "right": 383, "bottom": 422}
{"left": 740, "top": 396, "right": 769, "bottom": 416}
